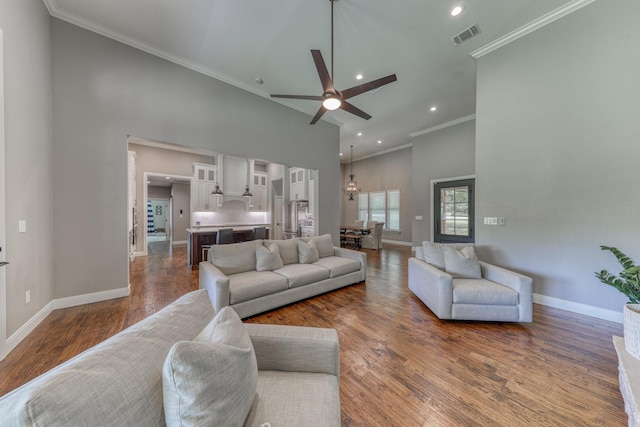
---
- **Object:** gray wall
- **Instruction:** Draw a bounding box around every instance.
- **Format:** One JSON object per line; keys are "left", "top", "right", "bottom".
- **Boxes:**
{"left": 171, "top": 182, "right": 190, "bottom": 242}
{"left": 411, "top": 120, "right": 476, "bottom": 245}
{"left": 475, "top": 0, "right": 640, "bottom": 312}
{"left": 148, "top": 186, "right": 171, "bottom": 199}
{"left": 51, "top": 19, "right": 340, "bottom": 300}
{"left": 0, "top": 0, "right": 54, "bottom": 337}
{"left": 341, "top": 146, "right": 413, "bottom": 243}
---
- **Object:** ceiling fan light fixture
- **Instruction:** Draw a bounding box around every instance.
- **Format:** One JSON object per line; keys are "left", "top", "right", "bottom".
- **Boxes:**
{"left": 323, "top": 96, "right": 342, "bottom": 110}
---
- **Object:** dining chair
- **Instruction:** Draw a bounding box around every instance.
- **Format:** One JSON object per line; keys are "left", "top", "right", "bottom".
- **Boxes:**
{"left": 252, "top": 226, "right": 267, "bottom": 240}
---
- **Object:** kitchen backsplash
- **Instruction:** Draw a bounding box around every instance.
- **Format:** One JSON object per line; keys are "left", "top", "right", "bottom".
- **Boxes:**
{"left": 192, "top": 200, "right": 269, "bottom": 227}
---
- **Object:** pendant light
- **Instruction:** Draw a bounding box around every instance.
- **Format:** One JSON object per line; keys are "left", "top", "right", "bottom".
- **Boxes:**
{"left": 343, "top": 145, "right": 361, "bottom": 201}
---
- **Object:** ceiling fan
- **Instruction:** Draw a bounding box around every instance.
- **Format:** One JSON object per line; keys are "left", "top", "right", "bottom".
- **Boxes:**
{"left": 270, "top": 0, "right": 397, "bottom": 125}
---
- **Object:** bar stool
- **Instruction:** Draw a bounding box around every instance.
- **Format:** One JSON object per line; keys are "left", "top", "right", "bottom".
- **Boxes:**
{"left": 216, "top": 228, "right": 234, "bottom": 245}
{"left": 252, "top": 226, "right": 266, "bottom": 240}
{"left": 201, "top": 244, "right": 212, "bottom": 262}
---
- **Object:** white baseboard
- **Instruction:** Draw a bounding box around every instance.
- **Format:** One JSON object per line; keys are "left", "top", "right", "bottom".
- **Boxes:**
{"left": 382, "top": 239, "right": 413, "bottom": 247}
{"left": 533, "top": 293, "right": 623, "bottom": 324}
{"left": 52, "top": 285, "right": 131, "bottom": 310}
{"left": 172, "top": 240, "right": 187, "bottom": 245}
{"left": 2, "top": 285, "right": 131, "bottom": 361}
{"left": 5, "top": 301, "right": 54, "bottom": 359}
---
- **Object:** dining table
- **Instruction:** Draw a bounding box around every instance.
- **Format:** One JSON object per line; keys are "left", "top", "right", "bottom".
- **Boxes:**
{"left": 340, "top": 225, "right": 371, "bottom": 249}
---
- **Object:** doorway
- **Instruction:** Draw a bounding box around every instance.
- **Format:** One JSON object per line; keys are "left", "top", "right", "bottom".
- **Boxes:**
{"left": 147, "top": 199, "right": 169, "bottom": 243}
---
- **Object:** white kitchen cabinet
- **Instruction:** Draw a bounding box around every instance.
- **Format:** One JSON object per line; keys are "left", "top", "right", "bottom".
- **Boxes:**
{"left": 289, "top": 167, "right": 308, "bottom": 201}
{"left": 192, "top": 163, "right": 220, "bottom": 212}
{"left": 251, "top": 172, "right": 268, "bottom": 212}
{"left": 223, "top": 156, "right": 249, "bottom": 196}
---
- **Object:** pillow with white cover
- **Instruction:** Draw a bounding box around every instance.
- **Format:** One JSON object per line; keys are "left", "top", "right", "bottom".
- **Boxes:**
{"left": 442, "top": 245, "right": 481, "bottom": 279}
{"left": 162, "top": 307, "right": 258, "bottom": 427}
{"left": 298, "top": 239, "right": 320, "bottom": 264}
{"left": 312, "top": 234, "right": 335, "bottom": 258}
{"left": 256, "top": 243, "right": 284, "bottom": 271}
{"left": 422, "top": 241, "right": 445, "bottom": 269}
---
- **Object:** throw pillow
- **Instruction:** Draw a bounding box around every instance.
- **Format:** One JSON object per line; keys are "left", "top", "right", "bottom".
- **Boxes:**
{"left": 256, "top": 243, "right": 284, "bottom": 271}
{"left": 442, "top": 245, "right": 482, "bottom": 279}
{"left": 312, "top": 234, "right": 335, "bottom": 258}
{"left": 298, "top": 239, "right": 319, "bottom": 264}
{"left": 163, "top": 307, "right": 258, "bottom": 427}
{"left": 422, "top": 241, "right": 445, "bottom": 270}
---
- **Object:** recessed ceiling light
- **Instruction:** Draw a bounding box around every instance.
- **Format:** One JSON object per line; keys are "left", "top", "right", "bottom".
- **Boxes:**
{"left": 357, "top": 132, "right": 363, "bottom": 136}
{"left": 430, "top": 106, "right": 437, "bottom": 112}
{"left": 165, "top": 176, "right": 171, "bottom": 180}
{"left": 340, "top": 153, "right": 343, "bottom": 156}
{"left": 377, "top": 140, "right": 382, "bottom": 144}
{"left": 356, "top": 74, "right": 364, "bottom": 80}
{"left": 451, "top": 5, "right": 463, "bottom": 16}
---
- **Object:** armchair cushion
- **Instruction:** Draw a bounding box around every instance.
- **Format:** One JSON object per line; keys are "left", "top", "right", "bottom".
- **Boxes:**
{"left": 453, "top": 279, "right": 519, "bottom": 305}
{"left": 442, "top": 245, "right": 481, "bottom": 279}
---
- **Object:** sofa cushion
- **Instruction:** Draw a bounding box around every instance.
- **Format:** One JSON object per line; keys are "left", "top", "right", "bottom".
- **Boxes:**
{"left": 443, "top": 245, "right": 481, "bottom": 279}
{"left": 244, "top": 371, "right": 340, "bottom": 427}
{"left": 264, "top": 239, "right": 300, "bottom": 265}
{"left": 312, "top": 234, "right": 335, "bottom": 258}
{"left": 163, "top": 307, "right": 257, "bottom": 427}
{"left": 229, "top": 271, "right": 289, "bottom": 305}
{"left": 256, "top": 244, "right": 284, "bottom": 272}
{"left": 313, "top": 256, "right": 361, "bottom": 278}
{"left": 298, "top": 239, "right": 320, "bottom": 264}
{"left": 210, "top": 240, "right": 264, "bottom": 275}
{"left": 274, "top": 264, "right": 331, "bottom": 288}
{"left": 452, "top": 279, "right": 519, "bottom": 305}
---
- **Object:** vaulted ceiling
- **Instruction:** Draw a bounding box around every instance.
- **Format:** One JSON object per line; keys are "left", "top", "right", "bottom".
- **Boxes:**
{"left": 43, "top": 0, "right": 582, "bottom": 161}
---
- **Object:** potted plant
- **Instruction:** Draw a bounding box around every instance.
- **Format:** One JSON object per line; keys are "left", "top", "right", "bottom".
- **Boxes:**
{"left": 596, "top": 245, "right": 640, "bottom": 359}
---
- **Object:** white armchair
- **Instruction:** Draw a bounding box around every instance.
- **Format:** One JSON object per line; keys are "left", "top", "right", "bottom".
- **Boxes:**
{"left": 361, "top": 221, "right": 384, "bottom": 250}
{"left": 408, "top": 243, "right": 532, "bottom": 322}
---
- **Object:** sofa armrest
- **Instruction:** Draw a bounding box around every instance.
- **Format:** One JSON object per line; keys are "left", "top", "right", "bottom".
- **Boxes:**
{"left": 408, "top": 257, "right": 454, "bottom": 319}
{"left": 198, "top": 261, "right": 230, "bottom": 313}
{"left": 480, "top": 261, "right": 533, "bottom": 322}
{"left": 244, "top": 323, "right": 340, "bottom": 377}
{"left": 333, "top": 246, "right": 367, "bottom": 281}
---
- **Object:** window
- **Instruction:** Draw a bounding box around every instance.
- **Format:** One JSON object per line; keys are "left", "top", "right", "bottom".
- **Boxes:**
{"left": 434, "top": 179, "right": 474, "bottom": 243}
{"left": 358, "top": 192, "right": 368, "bottom": 222}
{"left": 357, "top": 190, "right": 401, "bottom": 231}
{"left": 387, "top": 190, "right": 400, "bottom": 230}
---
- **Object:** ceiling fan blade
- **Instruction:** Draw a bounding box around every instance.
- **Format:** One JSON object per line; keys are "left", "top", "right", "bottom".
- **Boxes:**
{"left": 310, "top": 106, "right": 327, "bottom": 125}
{"left": 270, "top": 94, "right": 324, "bottom": 101}
{"left": 340, "top": 101, "right": 372, "bottom": 121}
{"left": 341, "top": 74, "right": 398, "bottom": 100}
{"left": 311, "top": 50, "right": 335, "bottom": 94}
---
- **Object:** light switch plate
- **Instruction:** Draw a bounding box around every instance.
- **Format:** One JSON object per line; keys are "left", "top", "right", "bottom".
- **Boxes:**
{"left": 19, "top": 220, "right": 26, "bottom": 233}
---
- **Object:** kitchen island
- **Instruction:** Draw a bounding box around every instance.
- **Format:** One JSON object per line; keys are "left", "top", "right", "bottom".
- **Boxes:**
{"left": 186, "top": 225, "right": 270, "bottom": 268}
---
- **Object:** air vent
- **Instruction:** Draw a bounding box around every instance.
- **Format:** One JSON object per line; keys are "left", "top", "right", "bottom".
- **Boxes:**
{"left": 452, "top": 24, "right": 481, "bottom": 46}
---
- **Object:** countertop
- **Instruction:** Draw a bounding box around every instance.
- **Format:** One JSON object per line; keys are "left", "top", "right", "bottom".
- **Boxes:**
{"left": 186, "top": 224, "right": 271, "bottom": 234}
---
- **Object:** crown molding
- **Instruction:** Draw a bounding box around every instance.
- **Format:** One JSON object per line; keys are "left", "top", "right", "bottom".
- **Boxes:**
{"left": 409, "top": 114, "right": 475, "bottom": 139}
{"left": 42, "top": 1, "right": 342, "bottom": 127}
{"left": 471, "top": 0, "right": 598, "bottom": 59}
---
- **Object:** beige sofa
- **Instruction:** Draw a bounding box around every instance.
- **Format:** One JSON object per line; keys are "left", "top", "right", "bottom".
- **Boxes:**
{"left": 0, "top": 290, "right": 341, "bottom": 426}
{"left": 408, "top": 242, "right": 533, "bottom": 322}
{"left": 199, "top": 234, "right": 367, "bottom": 318}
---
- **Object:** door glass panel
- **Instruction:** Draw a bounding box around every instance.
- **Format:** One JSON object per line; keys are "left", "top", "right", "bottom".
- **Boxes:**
{"left": 435, "top": 179, "right": 474, "bottom": 243}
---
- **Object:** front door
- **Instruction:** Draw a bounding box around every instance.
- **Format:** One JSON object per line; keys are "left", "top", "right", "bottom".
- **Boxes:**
{"left": 434, "top": 178, "right": 475, "bottom": 243}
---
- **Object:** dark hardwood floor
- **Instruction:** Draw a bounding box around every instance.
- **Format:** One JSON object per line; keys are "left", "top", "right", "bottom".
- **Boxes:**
{"left": 0, "top": 241, "right": 627, "bottom": 426}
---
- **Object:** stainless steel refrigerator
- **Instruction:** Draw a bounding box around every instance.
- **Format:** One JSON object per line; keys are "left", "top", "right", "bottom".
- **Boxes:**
{"left": 283, "top": 200, "right": 309, "bottom": 239}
